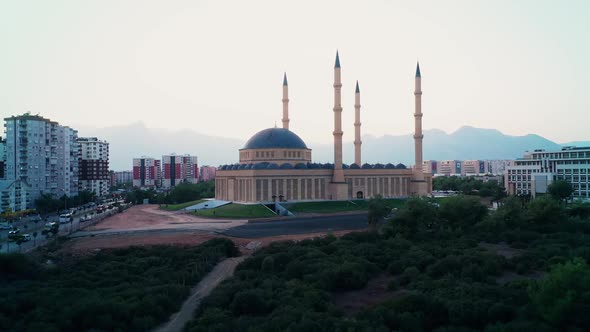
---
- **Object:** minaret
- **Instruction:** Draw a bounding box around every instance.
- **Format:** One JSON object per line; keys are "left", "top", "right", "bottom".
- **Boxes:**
{"left": 282, "top": 72, "right": 289, "bottom": 130}
{"left": 332, "top": 51, "right": 344, "bottom": 183}
{"left": 412, "top": 62, "right": 426, "bottom": 195}
{"left": 414, "top": 63, "right": 423, "bottom": 170}
{"left": 354, "top": 81, "right": 362, "bottom": 166}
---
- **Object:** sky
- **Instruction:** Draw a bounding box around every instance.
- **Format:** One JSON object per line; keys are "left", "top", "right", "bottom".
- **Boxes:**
{"left": 1, "top": 0, "right": 589, "bottom": 144}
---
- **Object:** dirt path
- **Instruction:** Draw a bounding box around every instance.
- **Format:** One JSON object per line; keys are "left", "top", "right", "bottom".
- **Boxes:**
{"left": 153, "top": 256, "right": 246, "bottom": 332}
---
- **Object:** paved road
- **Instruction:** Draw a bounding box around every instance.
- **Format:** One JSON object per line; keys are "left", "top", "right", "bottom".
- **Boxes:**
{"left": 153, "top": 256, "right": 246, "bottom": 332}
{"left": 0, "top": 208, "right": 120, "bottom": 253}
{"left": 223, "top": 213, "right": 368, "bottom": 238}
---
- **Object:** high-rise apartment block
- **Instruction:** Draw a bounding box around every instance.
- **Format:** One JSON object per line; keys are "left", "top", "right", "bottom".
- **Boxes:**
{"left": 1, "top": 114, "right": 80, "bottom": 211}
{"left": 0, "top": 136, "right": 5, "bottom": 180}
{"left": 112, "top": 170, "right": 132, "bottom": 186}
{"left": 438, "top": 160, "right": 462, "bottom": 176}
{"left": 161, "top": 154, "right": 198, "bottom": 188}
{"left": 78, "top": 137, "right": 110, "bottom": 197}
{"left": 199, "top": 165, "right": 217, "bottom": 182}
{"left": 133, "top": 157, "right": 161, "bottom": 187}
{"left": 505, "top": 147, "right": 590, "bottom": 200}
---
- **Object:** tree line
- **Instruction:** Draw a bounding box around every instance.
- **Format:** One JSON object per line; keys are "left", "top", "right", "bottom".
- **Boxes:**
{"left": 0, "top": 238, "right": 238, "bottom": 332}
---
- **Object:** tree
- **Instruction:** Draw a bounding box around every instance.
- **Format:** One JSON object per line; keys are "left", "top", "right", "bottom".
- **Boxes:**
{"left": 367, "top": 195, "right": 390, "bottom": 231}
{"left": 548, "top": 179, "right": 573, "bottom": 204}
{"left": 528, "top": 257, "right": 590, "bottom": 328}
{"left": 527, "top": 196, "right": 565, "bottom": 224}
{"left": 438, "top": 195, "right": 488, "bottom": 228}
{"left": 386, "top": 197, "right": 439, "bottom": 237}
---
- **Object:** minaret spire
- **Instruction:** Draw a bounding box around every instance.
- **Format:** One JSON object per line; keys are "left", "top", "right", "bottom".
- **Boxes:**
{"left": 332, "top": 51, "right": 344, "bottom": 184}
{"left": 282, "top": 72, "right": 289, "bottom": 130}
{"left": 412, "top": 61, "right": 426, "bottom": 195}
{"left": 354, "top": 80, "right": 362, "bottom": 166}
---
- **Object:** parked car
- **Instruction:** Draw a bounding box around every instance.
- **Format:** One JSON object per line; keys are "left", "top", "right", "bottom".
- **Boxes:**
{"left": 22, "top": 234, "right": 32, "bottom": 241}
{"left": 45, "top": 222, "right": 57, "bottom": 229}
{"left": 8, "top": 228, "right": 20, "bottom": 235}
{"left": 0, "top": 222, "right": 11, "bottom": 230}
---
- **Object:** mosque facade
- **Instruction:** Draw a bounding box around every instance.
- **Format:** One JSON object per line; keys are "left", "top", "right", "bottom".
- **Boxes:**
{"left": 215, "top": 52, "right": 432, "bottom": 202}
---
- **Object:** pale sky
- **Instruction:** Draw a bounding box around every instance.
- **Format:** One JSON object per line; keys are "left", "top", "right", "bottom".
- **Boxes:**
{"left": 1, "top": 0, "right": 588, "bottom": 144}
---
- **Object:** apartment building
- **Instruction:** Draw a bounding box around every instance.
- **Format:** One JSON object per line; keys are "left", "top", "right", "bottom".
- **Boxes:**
{"left": 0, "top": 136, "right": 5, "bottom": 180}
{"left": 422, "top": 160, "right": 437, "bottom": 175}
{"left": 161, "top": 154, "right": 198, "bottom": 188}
{"left": 132, "top": 157, "right": 161, "bottom": 188}
{"left": 505, "top": 146, "right": 590, "bottom": 199}
{"left": 199, "top": 165, "right": 217, "bottom": 181}
{"left": 1, "top": 114, "right": 79, "bottom": 211}
{"left": 438, "top": 160, "right": 462, "bottom": 176}
{"left": 112, "top": 170, "right": 132, "bottom": 186}
{"left": 78, "top": 137, "right": 110, "bottom": 197}
{"left": 462, "top": 160, "right": 487, "bottom": 176}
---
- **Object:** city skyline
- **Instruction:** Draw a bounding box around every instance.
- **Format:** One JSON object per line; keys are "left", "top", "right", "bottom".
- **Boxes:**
{"left": 1, "top": 1, "right": 589, "bottom": 144}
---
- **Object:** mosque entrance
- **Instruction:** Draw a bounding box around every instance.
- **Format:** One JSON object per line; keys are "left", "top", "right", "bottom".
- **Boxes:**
{"left": 356, "top": 191, "right": 364, "bottom": 199}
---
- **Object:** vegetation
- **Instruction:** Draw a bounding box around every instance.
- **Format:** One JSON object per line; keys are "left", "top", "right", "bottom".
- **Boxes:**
{"left": 186, "top": 195, "right": 590, "bottom": 331}
{"left": 34, "top": 190, "right": 97, "bottom": 215}
{"left": 193, "top": 203, "right": 276, "bottom": 219}
{"left": 160, "top": 199, "right": 207, "bottom": 211}
{"left": 547, "top": 179, "right": 574, "bottom": 204}
{"left": 433, "top": 176, "right": 506, "bottom": 200}
{"left": 0, "top": 238, "right": 238, "bottom": 332}
{"left": 126, "top": 181, "right": 215, "bottom": 205}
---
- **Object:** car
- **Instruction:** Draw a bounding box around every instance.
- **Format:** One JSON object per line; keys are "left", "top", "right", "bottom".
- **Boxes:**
{"left": 8, "top": 228, "right": 20, "bottom": 235}
{"left": 22, "top": 234, "right": 32, "bottom": 241}
{"left": 0, "top": 222, "right": 11, "bottom": 230}
{"left": 45, "top": 222, "right": 57, "bottom": 228}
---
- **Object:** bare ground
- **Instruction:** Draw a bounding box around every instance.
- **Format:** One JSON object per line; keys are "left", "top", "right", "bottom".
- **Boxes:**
{"left": 331, "top": 274, "right": 408, "bottom": 316}
{"left": 479, "top": 241, "right": 525, "bottom": 259}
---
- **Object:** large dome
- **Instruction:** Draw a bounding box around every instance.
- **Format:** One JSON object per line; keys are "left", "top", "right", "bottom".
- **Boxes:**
{"left": 243, "top": 128, "right": 308, "bottom": 149}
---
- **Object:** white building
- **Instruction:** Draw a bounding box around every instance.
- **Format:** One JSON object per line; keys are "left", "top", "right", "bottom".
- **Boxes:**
{"left": 78, "top": 137, "right": 110, "bottom": 197}
{"left": 2, "top": 114, "right": 79, "bottom": 211}
{"left": 505, "top": 146, "right": 590, "bottom": 200}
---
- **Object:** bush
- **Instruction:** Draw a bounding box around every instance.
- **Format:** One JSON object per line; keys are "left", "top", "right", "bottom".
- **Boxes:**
{"left": 439, "top": 195, "right": 488, "bottom": 229}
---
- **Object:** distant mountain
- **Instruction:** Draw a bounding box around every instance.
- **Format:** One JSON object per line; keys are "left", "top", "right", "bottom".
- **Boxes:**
{"left": 313, "top": 126, "right": 562, "bottom": 165}
{"left": 79, "top": 122, "right": 243, "bottom": 171}
{"left": 80, "top": 124, "right": 563, "bottom": 170}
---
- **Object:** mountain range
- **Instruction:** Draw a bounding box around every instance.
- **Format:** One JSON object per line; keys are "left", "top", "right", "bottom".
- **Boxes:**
{"left": 79, "top": 123, "right": 581, "bottom": 171}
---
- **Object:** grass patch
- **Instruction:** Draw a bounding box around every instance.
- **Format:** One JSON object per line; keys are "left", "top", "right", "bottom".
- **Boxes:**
{"left": 193, "top": 203, "right": 276, "bottom": 218}
{"left": 287, "top": 199, "right": 406, "bottom": 214}
{"left": 160, "top": 199, "right": 207, "bottom": 211}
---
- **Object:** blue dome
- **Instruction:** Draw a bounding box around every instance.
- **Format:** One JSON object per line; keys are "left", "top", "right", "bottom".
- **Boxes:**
{"left": 243, "top": 128, "right": 308, "bottom": 149}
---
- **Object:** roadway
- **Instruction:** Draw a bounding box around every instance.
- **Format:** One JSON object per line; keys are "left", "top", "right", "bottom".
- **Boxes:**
{"left": 0, "top": 207, "right": 121, "bottom": 253}
{"left": 222, "top": 213, "right": 369, "bottom": 238}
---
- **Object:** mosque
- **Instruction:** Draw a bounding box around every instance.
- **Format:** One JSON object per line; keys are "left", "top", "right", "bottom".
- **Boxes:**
{"left": 215, "top": 52, "right": 432, "bottom": 202}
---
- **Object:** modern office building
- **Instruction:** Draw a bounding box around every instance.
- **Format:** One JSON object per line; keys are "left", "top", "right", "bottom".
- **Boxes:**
{"left": 1, "top": 114, "right": 79, "bottom": 211}
{"left": 78, "top": 137, "right": 110, "bottom": 197}
{"left": 200, "top": 165, "right": 217, "bottom": 182}
{"left": 132, "top": 157, "right": 161, "bottom": 188}
{"left": 161, "top": 154, "right": 198, "bottom": 188}
{"left": 505, "top": 146, "right": 590, "bottom": 199}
